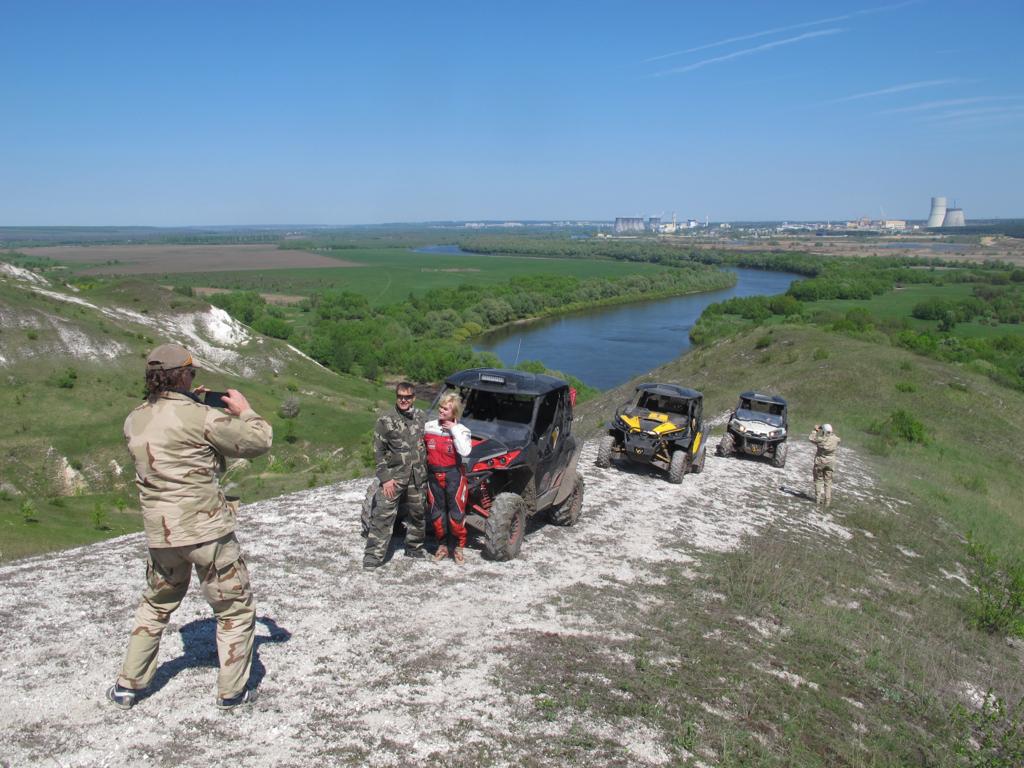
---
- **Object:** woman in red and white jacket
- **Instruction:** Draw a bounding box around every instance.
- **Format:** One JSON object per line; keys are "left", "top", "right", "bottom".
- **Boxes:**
{"left": 424, "top": 392, "right": 473, "bottom": 564}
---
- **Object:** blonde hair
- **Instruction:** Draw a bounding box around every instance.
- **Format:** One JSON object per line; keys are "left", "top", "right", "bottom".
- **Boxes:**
{"left": 438, "top": 391, "right": 463, "bottom": 419}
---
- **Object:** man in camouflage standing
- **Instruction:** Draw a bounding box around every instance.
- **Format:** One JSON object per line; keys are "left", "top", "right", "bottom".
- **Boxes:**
{"left": 808, "top": 423, "right": 840, "bottom": 507}
{"left": 364, "top": 381, "right": 428, "bottom": 569}
{"left": 107, "top": 343, "right": 272, "bottom": 711}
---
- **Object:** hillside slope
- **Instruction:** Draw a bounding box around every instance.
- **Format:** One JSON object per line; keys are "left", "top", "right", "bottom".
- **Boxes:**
{"left": 0, "top": 262, "right": 390, "bottom": 560}
{"left": 3, "top": 288, "right": 1022, "bottom": 765}
{"left": 0, "top": 437, "right": 930, "bottom": 767}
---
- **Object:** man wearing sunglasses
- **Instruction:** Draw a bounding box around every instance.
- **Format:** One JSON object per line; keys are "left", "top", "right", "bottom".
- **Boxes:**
{"left": 107, "top": 343, "right": 273, "bottom": 711}
{"left": 364, "top": 381, "right": 428, "bottom": 569}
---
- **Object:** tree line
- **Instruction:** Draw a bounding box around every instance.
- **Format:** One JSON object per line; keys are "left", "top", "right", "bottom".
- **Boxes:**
{"left": 209, "top": 263, "right": 733, "bottom": 384}
{"left": 690, "top": 258, "right": 1024, "bottom": 391}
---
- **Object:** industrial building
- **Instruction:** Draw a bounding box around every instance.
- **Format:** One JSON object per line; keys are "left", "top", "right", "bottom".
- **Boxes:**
{"left": 927, "top": 196, "right": 967, "bottom": 228}
{"left": 614, "top": 217, "right": 645, "bottom": 234}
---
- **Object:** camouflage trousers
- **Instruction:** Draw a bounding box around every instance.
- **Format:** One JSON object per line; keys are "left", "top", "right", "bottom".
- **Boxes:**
{"left": 117, "top": 532, "right": 255, "bottom": 700}
{"left": 813, "top": 461, "right": 835, "bottom": 506}
{"left": 364, "top": 476, "right": 425, "bottom": 566}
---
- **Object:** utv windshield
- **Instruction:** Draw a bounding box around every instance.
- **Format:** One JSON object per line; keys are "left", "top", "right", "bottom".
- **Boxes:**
{"left": 636, "top": 393, "right": 694, "bottom": 418}
{"left": 735, "top": 408, "right": 785, "bottom": 427}
{"left": 459, "top": 389, "right": 535, "bottom": 443}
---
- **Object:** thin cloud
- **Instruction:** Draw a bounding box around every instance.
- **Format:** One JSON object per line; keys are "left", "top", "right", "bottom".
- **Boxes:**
{"left": 825, "top": 79, "right": 966, "bottom": 104}
{"left": 651, "top": 29, "right": 843, "bottom": 78}
{"left": 879, "top": 96, "right": 1018, "bottom": 115}
{"left": 932, "top": 111, "right": 1024, "bottom": 129}
{"left": 644, "top": 1, "right": 918, "bottom": 63}
{"left": 918, "top": 105, "right": 1024, "bottom": 122}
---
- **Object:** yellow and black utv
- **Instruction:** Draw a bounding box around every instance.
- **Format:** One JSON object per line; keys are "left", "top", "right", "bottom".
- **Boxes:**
{"left": 595, "top": 383, "right": 706, "bottom": 483}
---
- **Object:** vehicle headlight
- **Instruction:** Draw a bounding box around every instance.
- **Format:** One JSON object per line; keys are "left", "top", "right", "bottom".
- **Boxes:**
{"left": 769, "top": 429, "right": 783, "bottom": 438}
{"left": 731, "top": 420, "right": 746, "bottom": 433}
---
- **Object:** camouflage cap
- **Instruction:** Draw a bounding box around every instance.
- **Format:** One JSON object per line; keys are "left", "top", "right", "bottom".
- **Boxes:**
{"left": 146, "top": 343, "right": 196, "bottom": 371}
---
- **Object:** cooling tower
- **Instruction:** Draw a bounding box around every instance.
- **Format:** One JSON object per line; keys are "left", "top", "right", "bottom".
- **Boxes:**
{"left": 926, "top": 196, "right": 947, "bottom": 228}
{"left": 942, "top": 208, "right": 966, "bottom": 227}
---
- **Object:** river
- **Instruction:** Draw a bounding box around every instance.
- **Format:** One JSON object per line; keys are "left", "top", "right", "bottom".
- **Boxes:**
{"left": 473, "top": 267, "right": 800, "bottom": 390}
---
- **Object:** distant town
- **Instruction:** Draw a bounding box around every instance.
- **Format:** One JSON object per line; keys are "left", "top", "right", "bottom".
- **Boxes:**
{"left": 452, "top": 195, "right": 981, "bottom": 238}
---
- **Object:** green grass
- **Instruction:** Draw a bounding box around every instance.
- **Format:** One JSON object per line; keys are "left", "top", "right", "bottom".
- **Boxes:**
{"left": 541, "top": 324, "right": 1024, "bottom": 765}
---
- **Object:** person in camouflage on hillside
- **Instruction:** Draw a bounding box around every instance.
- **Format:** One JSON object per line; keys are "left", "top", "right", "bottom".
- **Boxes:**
{"left": 808, "top": 423, "right": 841, "bottom": 507}
{"left": 106, "top": 343, "right": 272, "bottom": 711}
{"left": 363, "top": 381, "right": 427, "bottom": 569}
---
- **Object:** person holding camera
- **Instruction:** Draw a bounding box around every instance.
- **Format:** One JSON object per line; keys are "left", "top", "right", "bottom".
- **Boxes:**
{"left": 107, "top": 343, "right": 272, "bottom": 711}
{"left": 808, "top": 423, "right": 841, "bottom": 507}
{"left": 364, "top": 381, "right": 428, "bottom": 569}
{"left": 424, "top": 392, "right": 473, "bottom": 564}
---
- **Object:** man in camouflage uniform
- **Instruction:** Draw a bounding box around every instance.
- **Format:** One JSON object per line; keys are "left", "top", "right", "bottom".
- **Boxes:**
{"left": 363, "top": 381, "right": 427, "bottom": 569}
{"left": 808, "top": 423, "right": 840, "bottom": 507}
{"left": 107, "top": 343, "right": 272, "bottom": 711}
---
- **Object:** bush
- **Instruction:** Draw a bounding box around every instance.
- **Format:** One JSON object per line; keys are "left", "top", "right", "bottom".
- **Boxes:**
{"left": 92, "top": 501, "right": 110, "bottom": 531}
{"left": 278, "top": 396, "right": 300, "bottom": 419}
{"left": 51, "top": 367, "right": 78, "bottom": 389}
{"left": 253, "top": 315, "right": 292, "bottom": 340}
{"left": 754, "top": 334, "right": 772, "bottom": 349}
{"left": 952, "top": 694, "right": 1024, "bottom": 768}
{"left": 812, "top": 347, "right": 829, "bottom": 360}
{"left": 20, "top": 499, "right": 38, "bottom": 523}
{"left": 966, "top": 536, "right": 1024, "bottom": 637}
{"left": 895, "top": 381, "right": 917, "bottom": 393}
{"left": 867, "top": 409, "right": 928, "bottom": 445}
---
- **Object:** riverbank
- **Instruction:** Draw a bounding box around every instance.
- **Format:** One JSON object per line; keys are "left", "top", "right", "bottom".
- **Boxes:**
{"left": 475, "top": 267, "right": 798, "bottom": 390}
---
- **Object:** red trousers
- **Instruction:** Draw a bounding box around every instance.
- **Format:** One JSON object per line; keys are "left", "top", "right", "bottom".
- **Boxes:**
{"left": 427, "top": 467, "right": 468, "bottom": 547}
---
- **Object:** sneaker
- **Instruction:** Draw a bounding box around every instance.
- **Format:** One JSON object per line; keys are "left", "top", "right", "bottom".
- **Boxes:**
{"left": 432, "top": 545, "right": 449, "bottom": 562}
{"left": 404, "top": 548, "right": 427, "bottom": 559}
{"left": 106, "top": 683, "right": 140, "bottom": 710}
{"left": 453, "top": 547, "right": 465, "bottom": 565}
{"left": 216, "top": 689, "right": 257, "bottom": 710}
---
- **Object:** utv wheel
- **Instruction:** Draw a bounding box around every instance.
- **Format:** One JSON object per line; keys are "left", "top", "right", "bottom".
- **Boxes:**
{"left": 771, "top": 442, "right": 788, "bottom": 468}
{"left": 595, "top": 435, "right": 615, "bottom": 468}
{"left": 691, "top": 444, "right": 706, "bottom": 474}
{"left": 549, "top": 475, "right": 584, "bottom": 526}
{"left": 716, "top": 433, "right": 735, "bottom": 457}
{"left": 484, "top": 493, "right": 527, "bottom": 561}
{"left": 360, "top": 478, "right": 379, "bottom": 537}
{"left": 668, "top": 451, "right": 688, "bottom": 484}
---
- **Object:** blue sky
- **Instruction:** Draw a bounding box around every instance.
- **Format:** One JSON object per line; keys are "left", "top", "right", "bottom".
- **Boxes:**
{"left": 2, "top": 0, "right": 1021, "bottom": 225}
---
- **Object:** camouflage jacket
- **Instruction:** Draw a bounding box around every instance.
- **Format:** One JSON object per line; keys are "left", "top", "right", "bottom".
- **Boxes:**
{"left": 808, "top": 430, "right": 841, "bottom": 467}
{"left": 124, "top": 391, "right": 273, "bottom": 548}
{"left": 374, "top": 405, "right": 427, "bottom": 486}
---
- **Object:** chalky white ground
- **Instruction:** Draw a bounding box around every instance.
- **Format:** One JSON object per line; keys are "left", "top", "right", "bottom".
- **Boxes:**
{"left": 0, "top": 439, "right": 895, "bottom": 767}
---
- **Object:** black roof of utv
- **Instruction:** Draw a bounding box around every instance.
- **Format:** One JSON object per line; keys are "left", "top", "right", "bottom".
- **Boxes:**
{"left": 445, "top": 368, "right": 567, "bottom": 397}
{"left": 636, "top": 383, "right": 702, "bottom": 400}
{"left": 739, "top": 391, "right": 787, "bottom": 406}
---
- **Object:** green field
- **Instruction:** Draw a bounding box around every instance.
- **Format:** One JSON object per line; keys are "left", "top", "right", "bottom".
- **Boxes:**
{"left": 812, "top": 282, "right": 1024, "bottom": 338}
{"left": 151, "top": 247, "right": 674, "bottom": 304}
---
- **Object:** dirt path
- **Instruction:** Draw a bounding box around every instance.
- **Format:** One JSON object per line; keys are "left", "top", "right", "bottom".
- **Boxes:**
{"left": 0, "top": 438, "right": 894, "bottom": 767}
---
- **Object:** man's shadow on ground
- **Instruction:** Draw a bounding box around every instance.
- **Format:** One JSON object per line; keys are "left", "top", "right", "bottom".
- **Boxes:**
{"left": 146, "top": 616, "right": 291, "bottom": 697}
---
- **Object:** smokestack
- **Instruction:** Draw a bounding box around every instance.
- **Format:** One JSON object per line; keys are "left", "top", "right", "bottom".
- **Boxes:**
{"left": 942, "top": 208, "right": 966, "bottom": 227}
{"left": 926, "top": 196, "right": 947, "bottom": 228}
